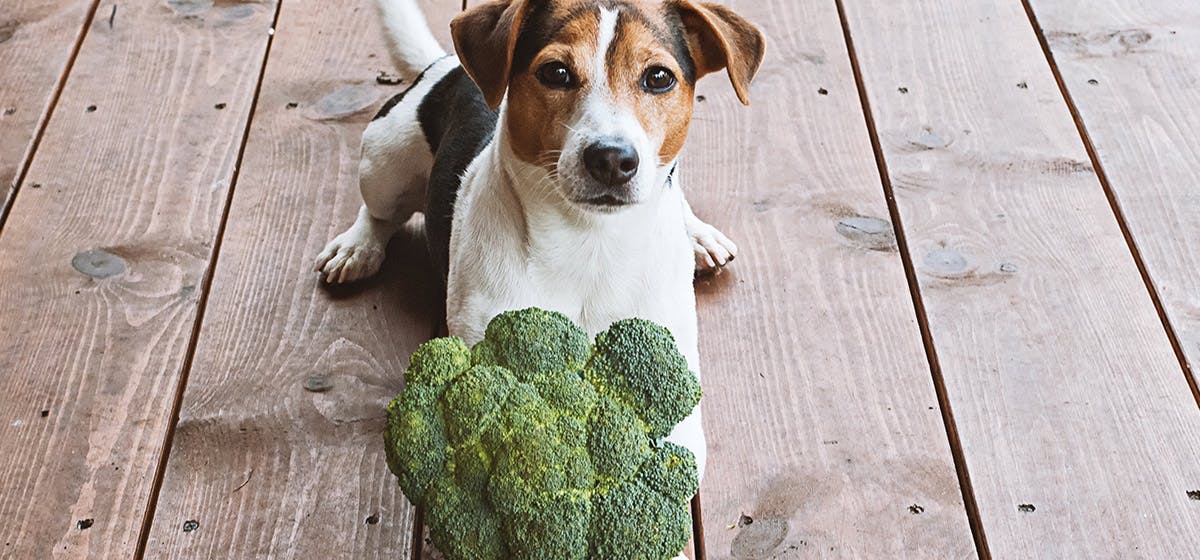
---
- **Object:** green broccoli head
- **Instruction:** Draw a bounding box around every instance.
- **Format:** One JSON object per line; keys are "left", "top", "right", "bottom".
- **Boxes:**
{"left": 383, "top": 308, "right": 702, "bottom": 560}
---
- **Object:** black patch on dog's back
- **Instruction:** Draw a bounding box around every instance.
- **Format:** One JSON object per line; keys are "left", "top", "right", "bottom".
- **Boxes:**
{"left": 373, "top": 59, "right": 443, "bottom": 121}
{"left": 416, "top": 66, "right": 499, "bottom": 279}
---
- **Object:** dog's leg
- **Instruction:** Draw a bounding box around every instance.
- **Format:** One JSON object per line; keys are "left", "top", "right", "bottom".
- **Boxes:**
{"left": 316, "top": 118, "right": 430, "bottom": 283}
{"left": 682, "top": 193, "right": 739, "bottom": 273}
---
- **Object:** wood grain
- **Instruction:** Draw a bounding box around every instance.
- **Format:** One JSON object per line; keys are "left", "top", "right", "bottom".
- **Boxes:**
{"left": 0, "top": 0, "right": 95, "bottom": 217}
{"left": 686, "top": 0, "right": 977, "bottom": 557}
{"left": 142, "top": 0, "right": 460, "bottom": 557}
{"left": 0, "top": 1, "right": 274, "bottom": 557}
{"left": 840, "top": 0, "right": 1200, "bottom": 556}
{"left": 1027, "top": 0, "right": 1200, "bottom": 398}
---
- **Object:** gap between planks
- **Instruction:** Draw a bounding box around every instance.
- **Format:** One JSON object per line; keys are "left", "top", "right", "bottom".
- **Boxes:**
{"left": 131, "top": 1, "right": 286, "bottom": 557}
{"left": 1019, "top": 0, "right": 1200, "bottom": 410}
{"left": 0, "top": 0, "right": 102, "bottom": 239}
{"left": 831, "top": 0, "right": 991, "bottom": 557}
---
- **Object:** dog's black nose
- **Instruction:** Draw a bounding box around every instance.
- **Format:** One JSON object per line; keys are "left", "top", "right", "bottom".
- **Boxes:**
{"left": 583, "top": 141, "right": 639, "bottom": 186}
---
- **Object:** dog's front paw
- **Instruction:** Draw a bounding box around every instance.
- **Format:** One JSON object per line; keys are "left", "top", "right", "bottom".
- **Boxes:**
{"left": 314, "top": 227, "right": 386, "bottom": 284}
{"left": 688, "top": 219, "right": 738, "bottom": 273}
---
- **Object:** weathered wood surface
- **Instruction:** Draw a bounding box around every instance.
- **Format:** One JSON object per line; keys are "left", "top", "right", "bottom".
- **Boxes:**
{"left": 1028, "top": 0, "right": 1200, "bottom": 399}
{"left": 142, "top": 0, "right": 459, "bottom": 557}
{"left": 0, "top": 0, "right": 275, "bottom": 557}
{"left": 687, "top": 0, "right": 977, "bottom": 557}
{"left": 0, "top": 0, "right": 95, "bottom": 218}
{"left": 840, "top": 0, "right": 1200, "bottom": 556}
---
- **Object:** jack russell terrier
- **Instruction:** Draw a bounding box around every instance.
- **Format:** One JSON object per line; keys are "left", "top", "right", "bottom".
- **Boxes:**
{"left": 316, "top": 0, "right": 763, "bottom": 539}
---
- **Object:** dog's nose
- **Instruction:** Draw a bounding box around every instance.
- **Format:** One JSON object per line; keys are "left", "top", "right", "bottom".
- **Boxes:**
{"left": 583, "top": 141, "right": 639, "bottom": 186}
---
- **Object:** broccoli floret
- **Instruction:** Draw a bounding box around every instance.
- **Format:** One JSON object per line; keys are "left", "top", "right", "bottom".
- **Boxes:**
{"left": 504, "top": 497, "right": 591, "bottom": 560}
{"left": 383, "top": 308, "right": 701, "bottom": 560}
{"left": 407, "top": 337, "right": 472, "bottom": 387}
{"left": 471, "top": 308, "right": 591, "bottom": 378}
{"left": 586, "top": 319, "right": 702, "bottom": 439}
{"left": 442, "top": 365, "right": 516, "bottom": 445}
{"left": 533, "top": 370, "right": 598, "bottom": 422}
{"left": 638, "top": 442, "right": 700, "bottom": 504}
{"left": 425, "top": 477, "right": 506, "bottom": 560}
{"left": 589, "top": 443, "right": 698, "bottom": 559}
{"left": 588, "top": 398, "right": 650, "bottom": 491}
{"left": 590, "top": 480, "right": 692, "bottom": 560}
{"left": 487, "top": 385, "right": 590, "bottom": 514}
{"left": 384, "top": 383, "right": 446, "bottom": 500}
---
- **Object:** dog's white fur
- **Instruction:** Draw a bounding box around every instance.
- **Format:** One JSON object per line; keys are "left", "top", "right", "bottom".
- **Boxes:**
{"left": 318, "top": 6, "right": 737, "bottom": 553}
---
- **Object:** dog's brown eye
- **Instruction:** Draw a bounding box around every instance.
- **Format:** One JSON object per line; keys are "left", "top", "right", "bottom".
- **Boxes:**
{"left": 641, "top": 66, "right": 677, "bottom": 94}
{"left": 536, "top": 61, "right": 576, "bottom": 89}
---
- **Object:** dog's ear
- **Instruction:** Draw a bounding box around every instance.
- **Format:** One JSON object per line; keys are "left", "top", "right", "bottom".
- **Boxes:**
{"left": 451, "top": 0, "right": 534, "bottom": 110}
{"left": 672, "top": 1, "right": 765, "bottom": 105}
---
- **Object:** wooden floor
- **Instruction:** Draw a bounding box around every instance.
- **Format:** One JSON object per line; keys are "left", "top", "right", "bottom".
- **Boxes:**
{"left": 1, "top": 0, "right": 1198, "bottom": 558}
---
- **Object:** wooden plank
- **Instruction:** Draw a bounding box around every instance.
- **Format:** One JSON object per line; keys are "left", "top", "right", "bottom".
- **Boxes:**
{"left": 1026, "top": 0, "right": 1200, "bottom": 399}
{"left": 142, "top": 0, "right": 459, "bottom": 557}
{"left": 0, "top": 1, "right": 275, "bottom": 557}
{"left": 839, "top": 0, "right": 1200, "bottom": 556}
{"left": 0, "top": 0, "right": 95, "bottom": 218}
{"left": 687, "top": 0, "right": 977, "bottom": 557}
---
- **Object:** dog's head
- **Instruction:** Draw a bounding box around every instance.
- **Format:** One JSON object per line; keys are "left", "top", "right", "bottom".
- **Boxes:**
{"left": 451, "top": 0, "right": 764, "bottom": 213}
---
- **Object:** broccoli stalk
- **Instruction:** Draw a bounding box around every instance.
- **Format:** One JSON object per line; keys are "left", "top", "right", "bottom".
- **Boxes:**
{"left": 383, "top": 308, "right": 701, "bottom": 560}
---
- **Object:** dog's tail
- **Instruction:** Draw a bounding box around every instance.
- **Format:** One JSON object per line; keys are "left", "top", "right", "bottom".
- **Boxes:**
{"left": 375, "top": 0, "right": 448, "bottom": 79}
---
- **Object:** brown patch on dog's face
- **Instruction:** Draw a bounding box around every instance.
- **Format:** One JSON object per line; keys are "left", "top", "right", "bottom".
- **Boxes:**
{"left": 504, "top": 4, "right": 603, "bottom": 168}
{"left": 604, "top": 8, "right": 696, "bottom": 164}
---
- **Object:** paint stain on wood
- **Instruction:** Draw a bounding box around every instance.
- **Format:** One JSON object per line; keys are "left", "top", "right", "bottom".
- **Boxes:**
{"left": 306, "top": 86, "right": 379, "bottom": 121}
{"left": 1039, "top": 157, "right": 1093, "bottom": 175}
{"left": 923, "top": 249, "right": 969, "bottom": 277}
{"left": 729, "top": 473, "right": 812, "bottom": 558}
{"left": 800, "top": 51, "right": 827, "bottom": 65}
{"left": 71, "top": 250, "right": 126, "bottom": 279}
{"left": 221, "top": 5, "right": 257, "bottom": 19}
{"left": 0, "top": 20, "right": 18, "bottom": 44}
{"left": 731, "top": 517, "right": 788, "bottom": 559}
{"left": 166, "top": 0, "right": 214, "bottom": 16}
{"left": 1045, "top": 29, "right": 1153, "bottom": 58}
{"left": 303, "top": 375, "right": 334, "bottom": 393}
{"left": 836, "top": 216, "right": 897, "bottom": 252}
{"left": 907, "top": 127, "right": 950, "bottom": 150}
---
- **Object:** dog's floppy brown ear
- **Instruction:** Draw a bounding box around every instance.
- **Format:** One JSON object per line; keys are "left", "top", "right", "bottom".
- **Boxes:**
{"left": 450, "top": 0, "right": 533, "bottom": 110}
{"left": 672, "top": 1, "right": 765, "bottom": 105}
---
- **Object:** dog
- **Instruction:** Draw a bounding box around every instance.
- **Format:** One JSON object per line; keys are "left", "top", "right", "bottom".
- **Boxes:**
{"left": 316, "top": 0, "right": 762, "bottom": 550}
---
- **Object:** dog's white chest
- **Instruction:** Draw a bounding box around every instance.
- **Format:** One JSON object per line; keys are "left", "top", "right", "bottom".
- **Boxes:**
{"left": 444, "top": 163, "right": 699, "bottom": 370}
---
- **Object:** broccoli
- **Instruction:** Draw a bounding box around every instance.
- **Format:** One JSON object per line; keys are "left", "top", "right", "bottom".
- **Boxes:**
{"left": 384, "top": 308, "right": 702, "bottom": 560}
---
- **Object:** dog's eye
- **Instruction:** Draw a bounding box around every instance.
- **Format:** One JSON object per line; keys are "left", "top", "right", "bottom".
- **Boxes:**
{"left": 641, "top": 66, "right": 677, "bottom": 94}
{"left": 536, "top": 61, "right": 576, "bottom": 89}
